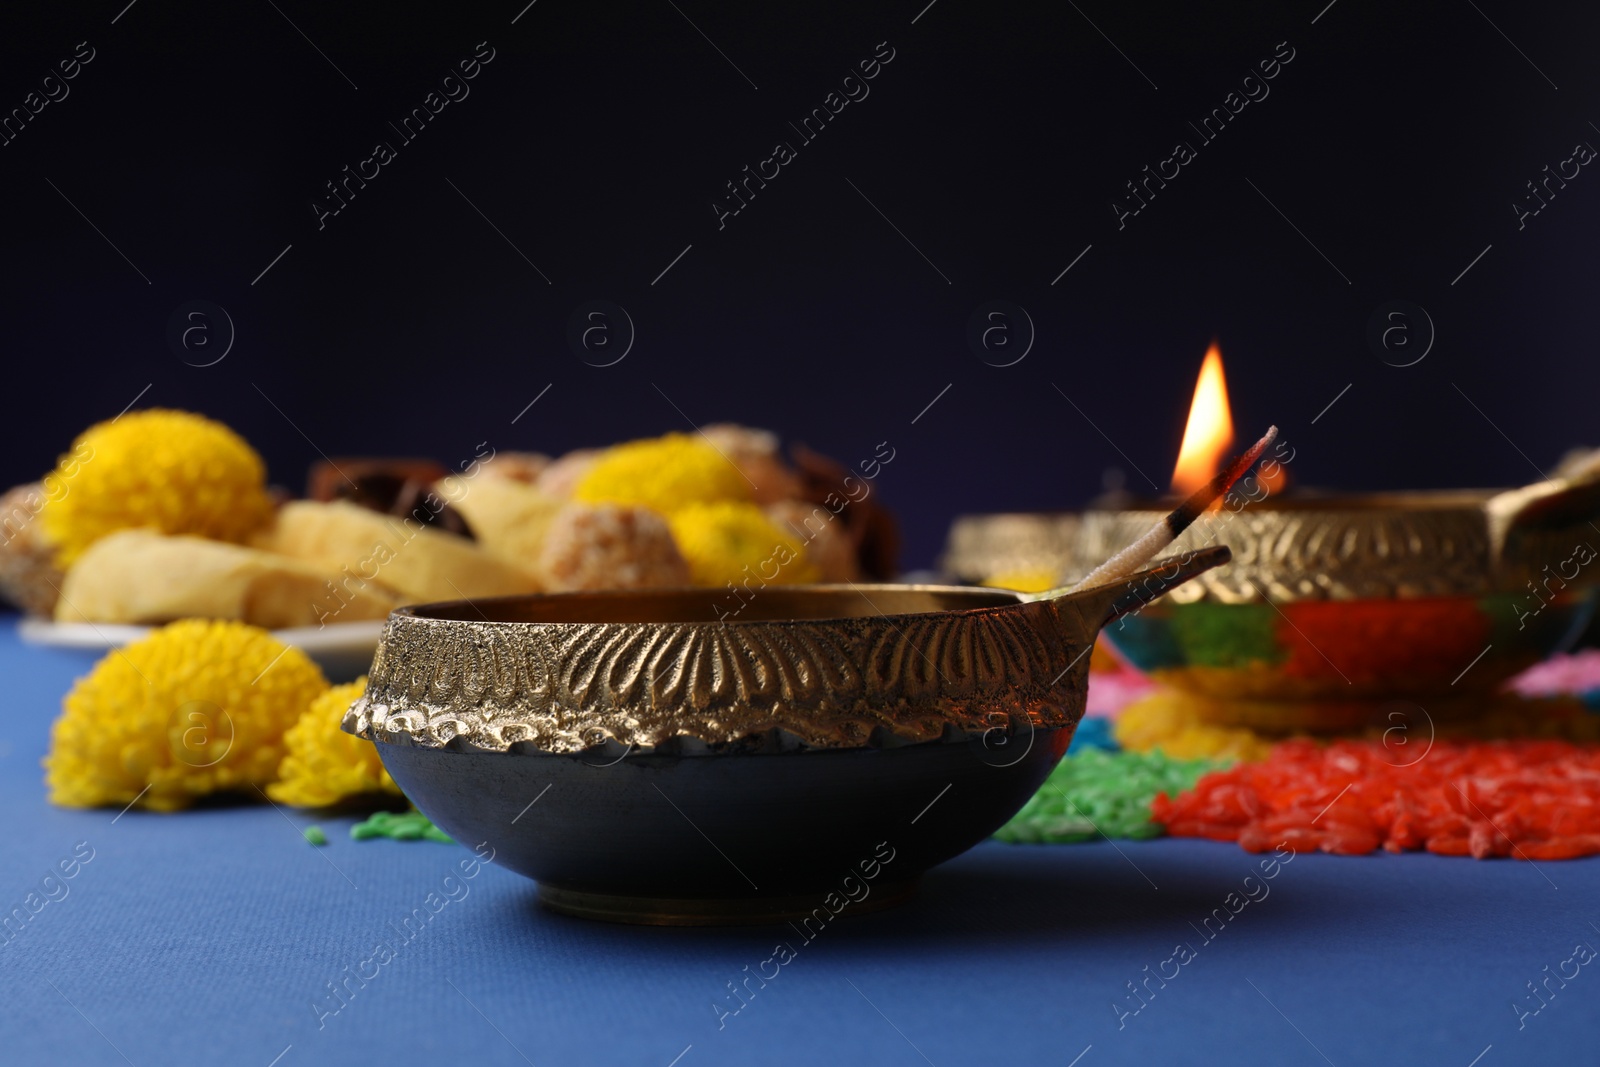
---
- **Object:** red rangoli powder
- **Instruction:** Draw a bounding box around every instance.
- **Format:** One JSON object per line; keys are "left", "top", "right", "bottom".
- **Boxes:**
{"left": 1151, "top": 738, "right": 1600, "bottom": 859}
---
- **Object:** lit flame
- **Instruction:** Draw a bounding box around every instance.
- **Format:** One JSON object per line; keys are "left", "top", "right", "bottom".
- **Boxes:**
{"left": 1170, "top": 342, "right": 1235, "bottom": 496}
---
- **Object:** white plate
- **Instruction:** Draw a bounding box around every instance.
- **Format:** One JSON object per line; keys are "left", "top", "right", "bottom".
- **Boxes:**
{"left": 18, "top": 618, "right": 385, "bottom": 681}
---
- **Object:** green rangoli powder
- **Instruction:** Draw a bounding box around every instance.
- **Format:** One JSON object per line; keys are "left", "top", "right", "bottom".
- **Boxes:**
{"left": 350, "top": 809, "right": 453, "bottom": 843}
{"left": 996, "top": 748, "right": 1230, "bottom": 843}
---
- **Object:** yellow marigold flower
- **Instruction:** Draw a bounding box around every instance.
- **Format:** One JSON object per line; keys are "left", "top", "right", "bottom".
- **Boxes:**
{"left": 46, "top": 619, "right": 328, "bottom": 811}
{"left": 269, "top": 678, "right": 402, "bottom": 808}
{"left": 40, "top": 408, "right": 274, "bottom": 566}
{"left": 574, "top": 433, "right": 749, "bottom": 514}
{"left": 668, "top": 500, "right": 819, "bottom": 587}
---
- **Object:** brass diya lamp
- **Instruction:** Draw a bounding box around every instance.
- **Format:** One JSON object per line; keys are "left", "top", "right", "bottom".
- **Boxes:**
{"left": 944, "top": 345, "right": 1600, "bottom": 730}
{"left": 1077, "top": 484, "right": 1600, "bottom": 729}
{"left": 338, "top": 437, "right": 1290, "bottom": 927}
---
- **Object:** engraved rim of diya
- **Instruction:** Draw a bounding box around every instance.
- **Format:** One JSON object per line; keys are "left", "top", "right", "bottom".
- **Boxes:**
{"left": 943, "top": 478, "right": 1600, "bottom": 604}
{"left": 342, "top": 548, "right": 1230, "bottom": 754}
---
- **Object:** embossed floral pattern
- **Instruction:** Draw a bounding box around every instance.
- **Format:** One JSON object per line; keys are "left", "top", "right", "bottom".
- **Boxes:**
{"left": 345, "top": 599, "right": 1099, "bottom": 754}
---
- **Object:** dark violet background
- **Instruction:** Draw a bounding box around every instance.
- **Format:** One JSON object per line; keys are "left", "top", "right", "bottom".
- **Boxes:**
{"left": 3, "top": 0, "right": 1597, "bottom": 569}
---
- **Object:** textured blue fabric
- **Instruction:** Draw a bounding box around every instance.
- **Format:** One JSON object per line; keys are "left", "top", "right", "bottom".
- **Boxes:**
{"left": 3, "top": 616, "right": 1596, "bottom": 1066}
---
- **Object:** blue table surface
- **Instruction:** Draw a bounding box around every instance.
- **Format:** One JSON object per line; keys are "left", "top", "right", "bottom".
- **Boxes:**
{"left": 3, "top": 616, "right": 1597, "bottom": 1067}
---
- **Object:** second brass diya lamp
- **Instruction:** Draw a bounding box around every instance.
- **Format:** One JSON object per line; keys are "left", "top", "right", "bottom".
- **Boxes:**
{"left": 943, "top": 346, "right": 1600, "bottom": 730}
{"left": 1074, "top": 478, "right": 1600, "bottom": 730}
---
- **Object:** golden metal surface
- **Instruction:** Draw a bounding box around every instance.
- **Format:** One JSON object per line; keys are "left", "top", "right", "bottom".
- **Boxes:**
{"left": 948, "top": 482, "right": 1600, "bottom": 603}
{"left": 343, "top": 550, "right": 1229, "bottom": 753}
